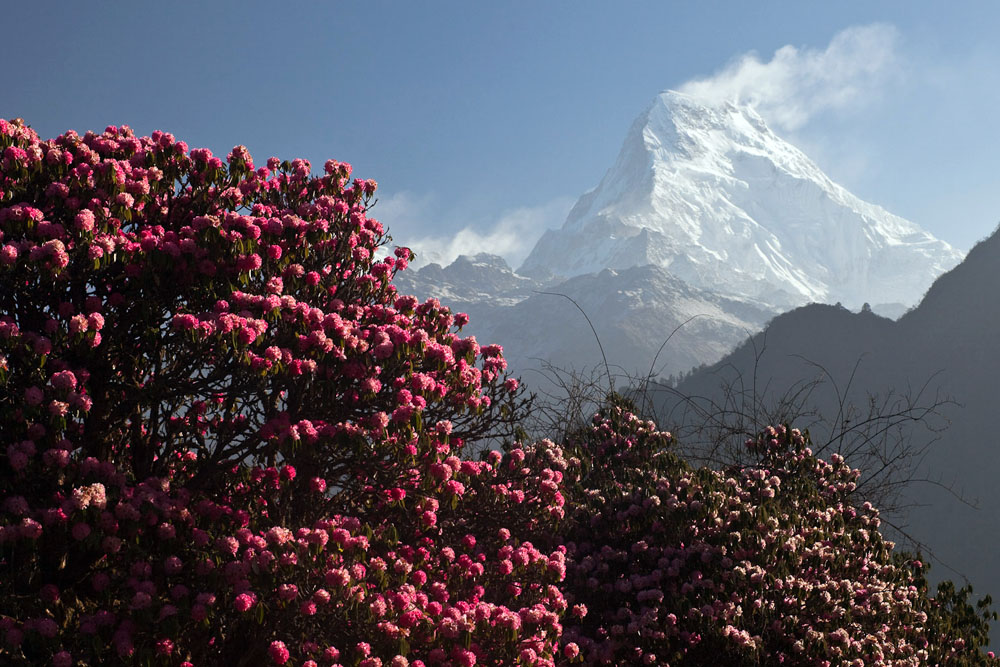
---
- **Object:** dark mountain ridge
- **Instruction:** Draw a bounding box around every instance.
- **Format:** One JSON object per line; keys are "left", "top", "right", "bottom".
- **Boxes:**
{"left": 655, "top": 224, "right": 1000, "bottom": 629}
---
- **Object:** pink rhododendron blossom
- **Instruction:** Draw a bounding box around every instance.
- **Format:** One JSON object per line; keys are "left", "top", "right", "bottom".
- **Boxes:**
{"left": 24, "top": 386, "right": 43, "bottom": 405}
{"left": 268, "top": 640, "right": 290, "bottom": 664}
{"left": 234, "top": 592, "right": 257, "bottom": 612}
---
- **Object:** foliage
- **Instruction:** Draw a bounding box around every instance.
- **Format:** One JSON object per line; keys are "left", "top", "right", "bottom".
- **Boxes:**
{"left": 556, "top": 398, "right": 997, "bottom": 666}
{"left": 0, "top": 119, "right": 561, "bottom": 666}
{"left": 0, "top": 119, "right": 995, "bottom": 665}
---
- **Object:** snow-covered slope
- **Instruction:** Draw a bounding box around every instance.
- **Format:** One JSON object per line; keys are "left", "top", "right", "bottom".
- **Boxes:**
{"left": 393, "top": 254, "right": 537, "bottom": 308}
{"left": 519, "top": 90, "right": 962, "bottom": 310}
{"left": 485, "top": 264, "right": 774, "bottom": 383}
{"left": 396, "top": 255, "right": 776, "bottom": 383}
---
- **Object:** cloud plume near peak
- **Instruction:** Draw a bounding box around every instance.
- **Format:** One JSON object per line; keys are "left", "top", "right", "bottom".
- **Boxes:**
{"left": 678, "top": 24, "right": 901, "bottom": 131}
{"left": 373, "top": 192, "right": 573, "bottom": 270}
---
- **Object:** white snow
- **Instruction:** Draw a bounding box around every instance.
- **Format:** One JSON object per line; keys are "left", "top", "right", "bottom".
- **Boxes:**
{"left": 396, "top": 89, "right": 966, "bottom": 383}
{"left": 518, "top": 90, "right": 964, "bottom": 310}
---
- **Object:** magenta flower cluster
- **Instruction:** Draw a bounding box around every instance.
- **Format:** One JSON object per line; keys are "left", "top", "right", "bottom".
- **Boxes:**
{"left": 0, "top": 119, "right": 995, "bottom": 666}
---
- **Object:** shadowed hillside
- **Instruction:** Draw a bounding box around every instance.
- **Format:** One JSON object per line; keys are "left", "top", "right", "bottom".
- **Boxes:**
{"left": 651, "top": 224, "right": 1000, "bottom": 628}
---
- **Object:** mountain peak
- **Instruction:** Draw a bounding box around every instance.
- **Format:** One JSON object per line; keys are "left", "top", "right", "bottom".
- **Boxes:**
{"left": 518, "top": 92, "right": 963, "bottom": 309}
{"left": 448, "top": 253, "right": 514, "bottom": 273}
{"left": 652, "top": 89, "right": 766, "bottom": 132}
{"left": 644, "top": 91, "right": 793, "bottom": 167}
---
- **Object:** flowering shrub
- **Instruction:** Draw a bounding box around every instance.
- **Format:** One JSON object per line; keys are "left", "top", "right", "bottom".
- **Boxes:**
{"left": 0, "top": 119, "right": 565, "bottom": 665}
{"left": 555, "top": 398, "right": 998, "bottom": 665}
{"left": 0, "top": 119, "right": 995, "bottom": 665}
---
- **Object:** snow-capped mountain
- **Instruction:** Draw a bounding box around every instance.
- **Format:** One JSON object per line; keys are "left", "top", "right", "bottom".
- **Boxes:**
{"left": 397, "top": 254, "right": 775, "bottom": 384}
{"left": 392, "top": 89, "right": 964, "bottom": 385}
{"left": 394, "top": 254, "right": 537, "bottom": 309}
{"left": 519, "top": 90, "right": 962, "bottom": 310}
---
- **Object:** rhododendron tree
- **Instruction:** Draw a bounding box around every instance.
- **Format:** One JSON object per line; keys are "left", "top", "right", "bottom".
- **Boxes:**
{"left": 554, "top": 398, "right": 997, "bottom": 665}
{"left": 0, "top": 119, "right": 566, "bottom": 665}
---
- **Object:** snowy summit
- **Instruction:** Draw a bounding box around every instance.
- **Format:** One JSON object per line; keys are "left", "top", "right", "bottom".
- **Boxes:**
{"left": 519, "top": 90, "right": 963, "bottom": 310}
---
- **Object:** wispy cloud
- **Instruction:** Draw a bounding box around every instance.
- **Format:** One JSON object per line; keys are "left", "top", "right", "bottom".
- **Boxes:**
{"left": 372, "top": 192, "right": 573, "bottom": 270}
{"left": 678, "top": 24, "right": 901, "bottom": 131}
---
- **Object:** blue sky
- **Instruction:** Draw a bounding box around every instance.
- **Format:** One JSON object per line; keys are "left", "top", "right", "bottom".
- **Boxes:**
{"left": 5, "top": 2, "right": 1000, "bottom": 266}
